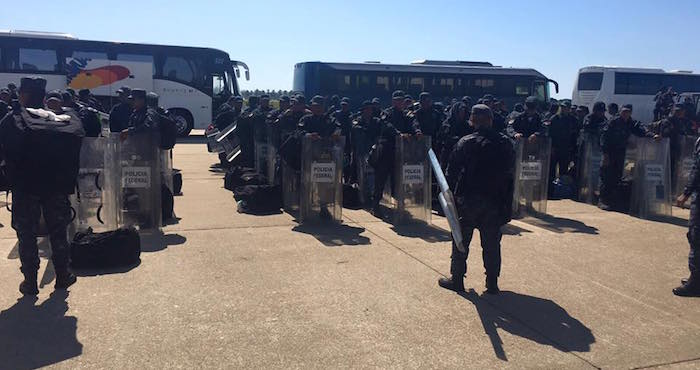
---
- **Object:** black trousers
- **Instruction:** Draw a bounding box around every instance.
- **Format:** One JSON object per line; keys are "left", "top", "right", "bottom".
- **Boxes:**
{"left": 599, "top": 151, "right": 625, "bottom": 204}
{"left": 11, "top": 191, "right": 72, "bottom": 275}
{"left": 550, "top": 147, "right": 570, "bottom": 181}
{"left": 687, "top": 196, "right": 700, "bottom": 275}
{"left": 450, "top": 223, "right": 503, "bottom": 279}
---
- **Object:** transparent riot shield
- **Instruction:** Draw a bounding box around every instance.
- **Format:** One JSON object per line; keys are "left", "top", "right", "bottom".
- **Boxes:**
{"left": 429, "top": 149, "right": 465, "bottom": 253}
{"left": 356, "top": 155, "right": 375, "bottom": 206}
{"left": 282, "top": 161, "right": 300, "bottom": 212}
{"left": 384, "top": 136, "right": 432, "bottom": 224}
{"left": 578, "top": 133, "right": 603, "bottom": 204}
{"left": 206, "top": 126, "right": 224, "bottom": 153}
{"left": 106, "top": 133, "right": 162, "bottom": 230}
{"left": 161, "top": 149, "right": 174, "bottom": 220}
{"left": 215, "top": 122, "right": 242, "bottom": 163}
{"left": 629, "top": 137, "right": 672, "bottom": 219}
{"left": 512, "top": 137, "right": 552, "bottom": 217}
{"left": 72, "top": 137, "right": 116, "bottom": 232}
{"left": 674, "top": 136, "right": 698, "bottom": 199}
{"left": 299, "top": 136, "right": 345, "bottom": 223}
{"left": 254, "top": 124, "right": 276, "bottom": 184}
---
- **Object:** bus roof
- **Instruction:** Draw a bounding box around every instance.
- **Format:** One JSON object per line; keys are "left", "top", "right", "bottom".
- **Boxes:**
{"left": 0, "top": 30, "right": 231, "bottom": 57}
{"left": 297, "top": 61, "right": 549, "bottom": 78}
{"left": 578, "top": 65, "right": 696, "bottom": 75}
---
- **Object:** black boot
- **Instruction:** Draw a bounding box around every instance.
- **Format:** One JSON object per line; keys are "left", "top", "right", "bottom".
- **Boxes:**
{"left": 19, "top": 270, "right": 38, "bottom": 296}
{"left": 55, "top": 270, "right": 77, "bottom": 290}
{"left": 438, "top": 275, "right": 465, "bottom": 292}
{"left": 673, "top": 274, "right": 700, "bottom": 297}
{"left": 485, "top": 276, "right": 500, "bottom": 295}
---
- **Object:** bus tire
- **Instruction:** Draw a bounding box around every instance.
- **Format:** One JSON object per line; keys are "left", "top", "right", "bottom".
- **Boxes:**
{"left": 170, "top": 109, "right": 193, "bottom": 137}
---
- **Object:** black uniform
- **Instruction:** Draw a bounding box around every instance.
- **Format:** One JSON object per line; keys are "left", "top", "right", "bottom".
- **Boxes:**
{"left": 651, "top": 116, "right": 695, "bottom": 182}
{"left": 274, "top": 109, "right": 308, "bottom": 149}
{"left": 0, "top": 100, "right": 9, "bottom": 120}
{"left": 508, "top": 111, "right": 544, "bottom": 137}
{"left": 350, "top": 114, "right": 381, "bottom": 183}
{"left": 0, "top": 106, "right": 84, "bottom": 287}
{"left": 492, "top": 110, "right": 507, "bottom": 133}
{"left": 109, "top": 102, "right": 132, "bottom": 133}
{"left": 599, "top": 116, "right": 651, "bottom": 206}
{"left": 548, "top": 112, "right": 578, "bottom": 180}
{"left": 582, "top": 113, "right": 607, "bottom": 138}
{"left": 373, "top": 107, "right": 415, "bottom": 209}
{"left": 297, "top": 113, "right": 341, "bottom": 138}
{"left": 410, "top": 106, "right": 444, "bottom": 152}
{"left": 681, "top": 137, "right": 700, "bottom": 287}
{"left": 128, "top": 106, "right": 160, "bottom": 133}
{"left": 437, "top": 102, "right": 473, "bottom": 167}
{"left": 445, "top": 127, "right": 515, "bottom": 283}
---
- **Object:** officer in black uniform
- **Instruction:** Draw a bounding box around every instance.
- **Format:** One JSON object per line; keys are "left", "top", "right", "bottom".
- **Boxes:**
{"left": 121, "top": 89, "right": 159, "bottom": 139}
{"left": 109, "top": 86, "right": 132, "bottom": 133}
{"left": 437, "top": 101, "right": 472, "bottom": 167}
{"left": 482, "top": 95, "right": 507, "bottom": 133}
{"left": 650, "top": 103, "right": 695, "bottom": 184}
{"left": 213, "top": 96, "right": 243, "bottom": 131}
{"left": 274, "top": 95, "right": 309, "bottom": 149}
{"left": 297, "top": 95, "right": 341, "bottom": 138}
{"left": 582, "top": 101, "right": 607, "bottom": 138}
{"left": 7, "top": 82, "right": 19, "bottom": 100}
{"left": 371, "top": 98, "right": 382, "bottom": 118}
{"left": 350, "top": 100, "right": 382, "bottom": 184}
{"left": 675, "top": 137, "right": 700, "bottom": 296}
{"left": 0, "top": 77, "right": 84, "bottom": 295}
{"left": 548, "top": 101, "right": 578, "bottom": 182}
{"left": 598, "top": 104, "right": 652, "bottom": 210}
{"left": 438, "top": 104, "right": 515, "bottom": 294}
{"left": 410, "top": 92, "right": 443, "bottom": 139}
{"left": 509, "top": 96, "right": 545, "bottom": 139}
{"left": 507, "top": 103, "right": 525, "bottom": 122}
{"left": 372, "top": 90, "right": 416, "bottom": 216}
{"left": 78, "top": 88, "right": 105, "bottom": 112}
{"left": 607, "top": 103, "right": 619, "bottom": 120}
{"left": 0, "top": 88, "right": 10, "bottom": 118}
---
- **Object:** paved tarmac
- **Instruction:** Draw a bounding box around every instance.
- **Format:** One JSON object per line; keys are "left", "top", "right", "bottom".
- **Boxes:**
{"left": 0, "top": 134, "right": 698, "bottom": 369}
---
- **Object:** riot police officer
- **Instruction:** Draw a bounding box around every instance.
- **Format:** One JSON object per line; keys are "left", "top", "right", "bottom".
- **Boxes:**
{"left": 437, "top": 101, "right": 472, "bottom": 167}
{"left": 583, "top": 101, "right": 607, "bottom": 138}
{"left": 274, "top": 95, "right": 310, "bottom": 149}
{"left": 0, "top": 77, "right": 85, "bottom": 295}
{"left": 372, "top": 90, "right": 415, "bottom": 216}
{"left": 438, "top": 104, "right": 515, "bottom": 294}
{"left": 509, "top": 96, "right": 545, "bottom": 139}
{"left": 598, "top": 104, "right": 652, "bottom": 210}
{"left": 110, "top": 86, "right": 132, "bottom": 133}
{"left": 410, "top": 92, "right": 444, "bottom": 152}
{"left": 0, "top": 88, "right": 11, "bottom": 119}
{"left": 483, "top": 95, "right": 507, "bottom": 133}
{"left": 121, "top": 89, "right": 159, "bottom": 139}
{"left": 675, "top": 137, "right": 700, "bottom": 297}
{"left": 298, "top": 95, "right": 340, "bottom": 138}
{"left": 650, "top": 103, "right": 696, "bottom": 184}
{"left": 350, "top": 100, "right": 382, "bottom": 184}
{"left": 548, "top": 101, "right": 578, "bottom": 182}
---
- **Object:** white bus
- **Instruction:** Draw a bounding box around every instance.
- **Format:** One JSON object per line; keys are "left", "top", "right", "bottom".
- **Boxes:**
{"left": 0, "top": 30, "right": 249, "bottom": 136}
{"left": 572, "top": 66, "right": 700, "bottom": 123}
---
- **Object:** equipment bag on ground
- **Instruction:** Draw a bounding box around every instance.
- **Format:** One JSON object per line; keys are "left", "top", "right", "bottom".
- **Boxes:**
{"left": 70, "top": 226, "right": 141, "bottom": 269}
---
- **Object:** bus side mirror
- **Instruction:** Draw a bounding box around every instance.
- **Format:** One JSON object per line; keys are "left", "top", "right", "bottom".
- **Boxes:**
{"left": 245, "top": 70, "right": 250, "bottom": 81}
{"left": 548, "top": 79, "right": 559, "bottom": 94}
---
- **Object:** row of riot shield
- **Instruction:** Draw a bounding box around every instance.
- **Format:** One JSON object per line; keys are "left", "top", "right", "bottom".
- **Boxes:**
{"left": 674, "top": 136, "right": 698, "bottom": 200}
{"left": 578, "top": 134, "right": 603, "bottom": 204}
{"left": 626, "top": 137, "right": 672, "bottom": 219}
{"left": 72, "top": 133, "right": 163, "bottom": 233}
{"left": 381, "top": 136, "right": 432, "bottom": 224}
{"left": 254, "top": 123, "right": 277, "bottom": 184}
{"left": 512, "top": 137, "right": 551, "bottom": 217}
{"left": 215, "top": 122, "right": 242, "bottom": 163}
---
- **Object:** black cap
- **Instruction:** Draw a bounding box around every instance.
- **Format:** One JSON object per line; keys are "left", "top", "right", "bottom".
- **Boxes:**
{"left": 404, "top": 95, "right": 413, "bottom": 101}
{"left": 392, "top": 90, "right": 405, "bottom": 99}
{"left": 419, "top": 92, "right": 431, "bottom": 100}
{"left": 117, "top": 86, "right": 131, "bottom": 95}
{"left": 482, "top": 94, "right": 494, "bottom": 101}
{"left": 19, "top": 77, "right": 47, "bottom": 94}
{"left": 371, "top": 97, "right": 381, "bottom": 104}
{"left": 340, "top": 97, "right": 350, "bottom": 104}
{"left": 78, "top": 88, "right": 91, "bottom": 97}
{"left": 62, "top": 91, "right": 72, "bottom": 102}
{"left": 593, "top": 101, "right": 606, "bottom": 112}
{"left": 7, "top": 82, "right": 17, "bottom": 90}
{"left": 292, "top": 94, "right": 305, "bottom": 104}
{"left": 0, "top": 88, "right": 9, "bottom": 95}
{"left": 471, "top": 104, "right": 493, "bottom": 118}
{"left": 561, "top": 101, "right": 572, "bottom": 107}
{"left": 310, "top": 95, "right": 325, "bottom": 106}
{"left": 279, "top": 95, "right": 290, "bottom": 103}
{"left": 621, "top": 104, "right": 633, "bottom": 112}
{"left": 461, "top": 96, "right": 472, "bottom": 103}
{"left": 46, "top": 89, "right": 63, "bottom": 101}
{"left": 360, "top": 100, "right": 373, "bottom": 109}
{"left": 129, "top": 88, "right": 147, "bottom": 100}
{"left": 260, "top": 94, "right": 270, "bottom": 99}
{"left": 233, "top": 95, "right": 244, "bottom": 102}
{"left": 146, "top": 92, "right": 159, "bottom": 99}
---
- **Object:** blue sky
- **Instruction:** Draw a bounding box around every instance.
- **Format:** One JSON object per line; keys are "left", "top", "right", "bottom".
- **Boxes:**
{"left": 2, "top": 0, "right": 699, "bottom": 98}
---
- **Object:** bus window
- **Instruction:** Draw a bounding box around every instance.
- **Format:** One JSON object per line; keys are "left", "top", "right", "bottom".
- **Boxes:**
{"left": 515, "top": 82, "right": 530, "bottom": 96}
{"left": 19, "top": 48, "right": 58, "bottom": 71}
{"left": 376, "top": 76, "right": 390, "bottom": 91}
{"left": 212, "top": 74, "right": 225, "bottom": 96}
{"left": 533, "top": 81, "right": 546, "bottom": 101}
{"left": 71, "top": 51, "right": 108, "bottom": 60}
{"left": 409, "top": 77, "right": 424, "bottom": 92}
{"left": 577, "top": 72, "right": 603, "bottom": 91}
{"left": 358, "top": 75, "right": 371, "bottom": 90}
{"left": 163, "top": 56, "right": 195, "bottom": 83}
{"left": 475, "top": 78, "right": 494, "bottom": 88}
{"left": 392, "top": 75, "right": 408, "bottom": 90}
{"left": 338, "top": 74, "right": 352, "bottom": 91}
{"left": 117, "top": 53, "right": 155, "bottom": 75}
{"left": 614, "top": 72, "right": 662, "bottom": 95}
{"left": 439, "top": 78, "right": 454, "bottom": 94}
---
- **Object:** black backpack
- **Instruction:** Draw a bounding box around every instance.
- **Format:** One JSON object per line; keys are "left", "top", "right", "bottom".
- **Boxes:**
{"left": 158, "top": 108, "right": 177, "bottom": 149}
{"left": 70, "top": 227, "right": 141, "bottom": 269}
{"left": 234, "top": 184, "right": 282, "bottom": 214}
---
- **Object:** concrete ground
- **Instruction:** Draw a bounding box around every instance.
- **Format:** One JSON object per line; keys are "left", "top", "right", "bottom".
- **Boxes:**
{"left": 0, "top": 134, "right": 699, "bottom": 369}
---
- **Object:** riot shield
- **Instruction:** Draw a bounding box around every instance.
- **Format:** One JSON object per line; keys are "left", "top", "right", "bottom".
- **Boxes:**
{"left": 72, "top": 137, "right": 116, "bottom": 232}
{"left": 206, "top": 126, "right": 224, "bottom": 153}
{"left": 674, "top": 136, "right": 698, "bottom": 199}
{"left": 299, "top": 136, "right": 345, "bottom": 223}
{"left": 629, "top": 137, "right": 672, "bottom": 219}
{"left": 282, "top": 161, "right": 300, "bottom": 212}
{"left": 578, "top": 133, "right": 603, "bottom": 204}
{"left": 215, "top": 122, "right": 242, "bottom": 163}
{"left": 161, "top": 149, "right": 174, "bottom": 220}
{"left": 384, "top": 136, "right": 432, "bottom": 224}
{"left": 356, "top": 155, "right": 375, "bottom": 206}
{"left": 428, "top": 149, "right": 465, "bottom": 253}
{"left": 254, "top": 124, "right": 276, "bottom": 184}
{"left": 512, "top": 137, "right": 551, "bottom": 217}
{"left": 106, "top": 133, "right": 162, "bottom": 230}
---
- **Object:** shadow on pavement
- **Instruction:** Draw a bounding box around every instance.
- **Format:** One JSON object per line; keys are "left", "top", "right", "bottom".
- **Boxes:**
{"left": 520, "top": 214, "right": 599, "bottom": 234}
{"left": 293, "top": 223, "right": 370, "bottom": 247}
{"left": 460, "top": 289, "right": 595, "bottom": 361}
{"left": 73, "top": 260, "right": 142, "bottom": 277}
{"left": 0, "top": 291, "right": 82, "bottom": 369}
{"left": 391, "top": 223, "right": 452, "bottom": 243}
{"left": 501, "top": 224, "right": 533, "bottom": 236}
{"left": 140, "top": 232, "right": 187, "bottom": 252}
